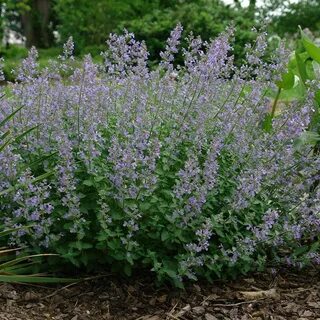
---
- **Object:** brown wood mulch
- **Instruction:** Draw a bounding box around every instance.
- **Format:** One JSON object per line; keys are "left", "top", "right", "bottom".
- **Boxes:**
{"left": 0, "top": 269, "right": 319, "bottom": 320}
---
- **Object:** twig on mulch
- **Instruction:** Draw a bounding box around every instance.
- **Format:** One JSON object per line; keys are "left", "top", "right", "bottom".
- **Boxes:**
{"left": 40, "top": 274, "right": 112, "bottom": 300}
{"left": 165, "top": 302, "right": 179, "bottom": 320}
{"left": 166, "top": 303, "right": 190, "bottom": 320}
{"left": 210, "top": 298, "right": 266, "bottom": 307}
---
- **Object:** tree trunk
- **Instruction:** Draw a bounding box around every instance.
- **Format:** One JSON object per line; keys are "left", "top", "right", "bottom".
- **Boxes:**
{"left": 248, "top": 0, "right": 256, "bottom": 19}
{"left": 21, "top": 8, "right": 38, "bottom": 48}
{"left": 35, "top": 0, "right": 51, "bottom": 48}
{"left": 21, "top": 0, "right": 52, "bottom": 48}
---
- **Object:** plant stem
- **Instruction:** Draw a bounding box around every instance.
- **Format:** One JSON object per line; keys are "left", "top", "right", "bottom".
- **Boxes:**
{"left": 271, "top": 87, "right": 281, "bottom": 119}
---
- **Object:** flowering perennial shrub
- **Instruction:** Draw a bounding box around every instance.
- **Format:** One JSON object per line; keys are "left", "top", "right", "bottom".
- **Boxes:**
{"left": 0, "top": 26, "right": 319, "bottom": 286}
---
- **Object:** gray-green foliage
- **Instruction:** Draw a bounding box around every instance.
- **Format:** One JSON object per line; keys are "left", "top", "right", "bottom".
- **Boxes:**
{"left": 0, "top": 29, "right": 319, "bottom": 287}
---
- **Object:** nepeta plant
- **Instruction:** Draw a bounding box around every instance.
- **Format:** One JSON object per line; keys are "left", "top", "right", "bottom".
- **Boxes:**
{"left": 0, "top": 26, "right": 319, "bottom": 287}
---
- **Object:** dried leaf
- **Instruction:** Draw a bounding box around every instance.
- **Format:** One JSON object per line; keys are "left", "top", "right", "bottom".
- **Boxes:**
{"left": 238, "top": 288, "right": 279, "bottom": 300}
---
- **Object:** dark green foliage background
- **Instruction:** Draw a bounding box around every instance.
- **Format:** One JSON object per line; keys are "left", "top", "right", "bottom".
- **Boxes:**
{"left": 1, "top": 0, "right": 320, "bottom": 70}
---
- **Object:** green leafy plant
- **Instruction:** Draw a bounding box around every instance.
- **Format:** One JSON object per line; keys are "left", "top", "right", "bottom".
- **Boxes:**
{"left": 266, "top": 28, "right": 320, "bottom": 142}
{"left": 0, "top": 101, "right": 76, "bottom": 284}
{"left": 1, "top": 28, "right": 319, "bottom": 287}
{"left": 0, "top": 227, "right": 76, "bottom": 283}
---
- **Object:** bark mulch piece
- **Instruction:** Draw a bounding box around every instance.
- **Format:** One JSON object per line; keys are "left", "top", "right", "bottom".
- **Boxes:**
{"left": 0, "top": 270, "right": 319, "bottom": 320}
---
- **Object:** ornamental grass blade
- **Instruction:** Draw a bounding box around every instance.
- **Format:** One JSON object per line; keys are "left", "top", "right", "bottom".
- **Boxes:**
{"left": 2, "top": 261, "right": 40, "bottom": 273}
{"left": 14, "top": 125, "right": 38, "bottom": 143}
{"left": 25, "top": 151, "right": 58, "bottom": 169}
{"left": 0, "top": 130, "right": 11, "bottom": 141}
{"left": 0, "top": 137, "right": 12, "bottom": 152}
{"left": 0, "top": 106, "right": 23, "bottom": 128}
{"left": 0, "top": 253, "right": 58, "bottom": 269}
{"left": 0, "top": 275, "right": 78, "bottom": 283}
{"left": 0, "top": 171, "right": 54, "bottom": 196}
{"left": 0, "top": 225, "right": 33, "bottom": 237}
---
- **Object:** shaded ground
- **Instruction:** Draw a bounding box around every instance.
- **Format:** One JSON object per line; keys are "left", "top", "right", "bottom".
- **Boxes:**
{"left": 0, "top": 270, "right": 319, "bottom": 320}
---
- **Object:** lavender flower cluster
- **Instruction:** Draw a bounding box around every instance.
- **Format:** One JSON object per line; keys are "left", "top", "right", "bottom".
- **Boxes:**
{"left": 0, "top": 26, "right": 319, "bottom": 285}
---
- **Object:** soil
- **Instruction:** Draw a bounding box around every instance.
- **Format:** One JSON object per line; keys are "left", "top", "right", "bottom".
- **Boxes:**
{"left": 0, "top": 270, "right": 319, "bottom": 320}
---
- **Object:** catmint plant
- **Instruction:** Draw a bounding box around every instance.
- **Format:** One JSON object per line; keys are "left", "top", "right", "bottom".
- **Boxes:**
{"left": 0, "top": 25, "right": 319, "bottom": 286}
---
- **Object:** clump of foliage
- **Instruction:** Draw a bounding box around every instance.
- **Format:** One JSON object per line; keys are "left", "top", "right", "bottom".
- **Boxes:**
{"left": 53, "top": 0, "right": 136, "bottom": 52}
{"left": 118, "top": 0, "right": 257, "bottom": 63}
{"left": 53, "top": 0, "right": 257, "bottom": 63}
{"left": 272, "top": 0, "right": 320, "bottom": 36}
{"left": 0, "top": 91, "right": 75, "bottom": 284}
{"left": 0, "top": 27, "right": 319, "bottom": 287}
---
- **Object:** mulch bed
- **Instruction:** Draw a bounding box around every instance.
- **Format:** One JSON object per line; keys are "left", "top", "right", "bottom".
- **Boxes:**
{"left": 0, "top": 270, "right": 319, "bottom": 320}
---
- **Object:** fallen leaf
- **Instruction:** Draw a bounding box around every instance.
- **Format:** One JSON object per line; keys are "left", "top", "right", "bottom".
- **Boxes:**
{"left": 192, "top": 306, "right": 205, "bottom": 315}
{"left": 238, "top": 288, "right": 279, "bottom": 301}
{"left": 205, "top": 314, "right": 219, "bottom": 320}
{"left": 300, "top": 310, "right": 314, "bottom": 317}
{"left": 307, "top": 302, "right": 320, "bottom": 308}
{"left": 138, "top": 316, "right": 161, "bottom": 320}
{"left": 206, "top": 294, "right": 220, "bottom": 301}
{"left": 157, "top": 294, "right": 167, "bottom": 303}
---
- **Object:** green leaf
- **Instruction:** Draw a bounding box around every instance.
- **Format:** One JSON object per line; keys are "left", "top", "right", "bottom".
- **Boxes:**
{"left": 301, "top": 29, "right": 320, "bottom": 64}
{"left": 262, "top": 114, "right": 273, "bottom": 132}
{"left": 161, "top": 190, "right": 173, "bottom": 200}
{"left": 108, "top": 239, "right": 120, "bottom": 250}
{"left": 293, "top": 245, "right": 309, "bottom": 257}
{"left": 83, "top": 179, "right": 94, "bottom": 186}
{"left": 123, "top": 264, "right": 132, "bottom": 276}
{"left": 139, "top": 202, "right": 152, "bottom": 211}
{"left": 276, "top": 71, "right": 294, "bottom": 90}
{"left": 173, "top": 278, "right": 184, "bottom": 289}
{"left": 126, "top": 253, "right": 134, "bottom": 265}
{"left": 295, "top": 51, "right": 308, "bottom": 84}
{"left": 294, "top": 131, "right": 320, "bottom": 149}
{"left": 315, "top": 90, "right": 320, "bottom": 107}
{"left": 70, "top": 241, "right": 93, "bottom": 251}
{"left": 161, "top": 230, "right": 170, "bottom": 242}
{"left": 174, "top": 229, "right": 188, "bottom": 242}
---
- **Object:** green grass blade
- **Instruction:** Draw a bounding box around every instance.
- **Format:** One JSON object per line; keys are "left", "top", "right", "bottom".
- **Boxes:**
{"left": 0, "top": 225, "right": 34, "bottom": 237}
{"left": 14, "top": 125, "right": 38, "bottom": 143}
{"left": 0, "top": 130, "right": 11, "bottom": 141}
{"left": 0, "top": 171, "right": 54, "bottom": 196}
{"left": 23, "top": 151, "right": 58, "bottom": 170}
{"left": 0, "top": 253, "right": 58, "bottom": 269}
{"left": 0, "top": 137, "right": 13, "bottom": 152}
{"left": 0, "top": 106, "right": 23, "bottom": 128}
{"left": 0, "top": 275, "right": 78, "bottom": 283}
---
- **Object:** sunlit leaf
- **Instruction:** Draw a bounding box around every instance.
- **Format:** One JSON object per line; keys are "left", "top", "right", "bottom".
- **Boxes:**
{"left": 276, "top": 71, "right": 295, "bottom": 89}
{"left": 301, "top": 28, "right": 320, "bottom": 64}
{"left": 295, "top": 51, "right": 308, "bottom": 84}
